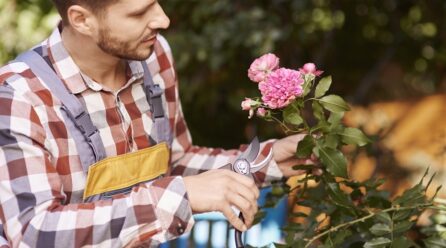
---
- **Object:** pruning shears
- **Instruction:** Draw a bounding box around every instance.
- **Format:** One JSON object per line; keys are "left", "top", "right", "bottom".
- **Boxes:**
{"left": 226, "top": 136, "right": 269, "bottom": 248}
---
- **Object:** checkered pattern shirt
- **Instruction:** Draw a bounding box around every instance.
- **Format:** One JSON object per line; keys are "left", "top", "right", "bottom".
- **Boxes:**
{"left": 0, "top": 26, "right": 284, "bottom": 247}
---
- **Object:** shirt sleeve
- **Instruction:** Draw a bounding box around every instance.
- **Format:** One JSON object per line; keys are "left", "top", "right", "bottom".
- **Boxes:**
{"left": 157, "top": 43, "right": 284, "bottom": 187}
{"left": 0, "top": 82, "right": 193, "bottom": 247}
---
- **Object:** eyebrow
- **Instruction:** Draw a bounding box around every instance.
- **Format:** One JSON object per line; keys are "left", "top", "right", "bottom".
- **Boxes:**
{"left": 127, "top": 0, "right": 156, "bottom": 16}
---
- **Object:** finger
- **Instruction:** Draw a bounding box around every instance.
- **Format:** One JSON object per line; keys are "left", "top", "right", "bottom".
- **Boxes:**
{"left": 229, "top": 179, "right": 259, "bottom": 203}
{"left": 312, "top": 167, "right": 323, "bottom": 176}
{"left": 283, "top": 157, "right": 315, "bottom": 167}
{"left": 227, "top": 192, "right": 257, "bottom": 228}
{"left": 278, "top": 158, "right": 315, "bottom": 177}
{"left": 226, "top": 171, "right": 260, "bottom": 198}
{"left": 222, "top": 205, "right": 247, "bottom": 232}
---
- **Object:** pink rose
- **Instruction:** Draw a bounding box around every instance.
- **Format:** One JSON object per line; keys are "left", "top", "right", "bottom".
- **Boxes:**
{"left": 248, "top": 109, "right": 254, "bottom": 119}
{"left": 248, "top": 53, "right": 280, "bottom": 83}
{"left": 259, "top": 68, "right": 304, "bottom": 109}
{"left": 256, "top": 108, "right": 267, "bottom": 117}
{"left": 241, "top": 98, "right": 253, "bottom": 110}
{"left": 299, "top": 63, "right": 323, "bottom": 77}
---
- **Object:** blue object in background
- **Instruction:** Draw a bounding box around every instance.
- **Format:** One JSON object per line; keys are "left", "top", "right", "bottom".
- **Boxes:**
{"left": 160, "top": 186, "right": 287, "bottom": 248}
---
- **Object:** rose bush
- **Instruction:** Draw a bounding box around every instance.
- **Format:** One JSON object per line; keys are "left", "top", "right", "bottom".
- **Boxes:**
{"left": 243, "top": 54, "right": 445, "bottom": 248}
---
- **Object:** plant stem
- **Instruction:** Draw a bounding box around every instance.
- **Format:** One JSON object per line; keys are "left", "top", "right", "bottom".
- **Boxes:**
{"left": 303, "top": 203, "right": 433, "bottom": 248}
{"left": 299, "top": 173, "right": 309, "bottom": 199}
{"left": 270, "top": 115, "right": 293, "bottom": 133}
{"left": 270, "top": 115, "right": 305, "bottom": 134}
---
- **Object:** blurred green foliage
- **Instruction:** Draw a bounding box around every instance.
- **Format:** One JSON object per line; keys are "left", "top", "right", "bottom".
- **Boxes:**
{"left": 0, "top": 0, "right": 58, "bottom": 62}
{"left": 1, "top": 0, "right": 445, "bottom": 148}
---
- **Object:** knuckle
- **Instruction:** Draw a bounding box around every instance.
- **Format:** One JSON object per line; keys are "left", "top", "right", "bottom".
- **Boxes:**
{"left": 243, "top": 201, "right": 251, "bottom": 211}
{"left": 228, "top": 213, "right": 238, "bottom": 223}
{"left": 251, "top": 202, "right": 257, "bottom": 211}
{"left": 249, "top": 180, "right": 256, "bottom": 188}
{"left": 222, "top": 191, "right": 230, "bottom": 201}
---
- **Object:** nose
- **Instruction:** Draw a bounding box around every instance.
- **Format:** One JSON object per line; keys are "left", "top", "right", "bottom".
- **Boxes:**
{"left": 148, "top": 4, "right": 170, "bottom": 30}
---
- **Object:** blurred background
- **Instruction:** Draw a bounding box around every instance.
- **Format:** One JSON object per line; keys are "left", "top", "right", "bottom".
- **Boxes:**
{"left": 1, "top": 0, "right": 445, "bottom": 242}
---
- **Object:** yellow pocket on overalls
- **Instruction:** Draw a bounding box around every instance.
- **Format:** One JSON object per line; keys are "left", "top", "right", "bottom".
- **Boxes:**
{"left": 83, "top": 142, "right": 169, "bottom": 200}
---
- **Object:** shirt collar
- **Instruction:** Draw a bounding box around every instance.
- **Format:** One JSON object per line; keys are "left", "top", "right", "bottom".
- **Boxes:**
{"left": 45, "top": 25, "right": 146, "bottom": 94}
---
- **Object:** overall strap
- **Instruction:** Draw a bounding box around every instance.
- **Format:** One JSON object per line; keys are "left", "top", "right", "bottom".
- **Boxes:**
{"left": 141, "top": 62, "right": 172, "bottom": 146}
{"left": 15, "top": 50, "right": 107, "bottom": 172}
{"left": 0, "top": 223, "right": 7, "bottom": 247}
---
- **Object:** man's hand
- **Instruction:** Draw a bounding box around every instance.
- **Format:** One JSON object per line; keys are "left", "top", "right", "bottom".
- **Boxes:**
{"left": 183, "top": 170, "right": 259, "bottom": 231}
{"left": 273, "top": 134, "right": 319, "bottom": 178}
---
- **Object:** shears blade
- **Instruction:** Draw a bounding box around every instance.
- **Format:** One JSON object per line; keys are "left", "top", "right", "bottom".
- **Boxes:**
{"left": 238, "top": 136, "right": 260, "bottom": 163}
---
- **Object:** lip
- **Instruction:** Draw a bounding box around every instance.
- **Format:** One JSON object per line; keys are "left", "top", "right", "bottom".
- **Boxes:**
{"left": 142, "top": 35, "right": 157, "bottom": 43}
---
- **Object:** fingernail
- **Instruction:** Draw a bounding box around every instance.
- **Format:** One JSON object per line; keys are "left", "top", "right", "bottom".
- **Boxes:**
{"left": 242, "top": 225, "right": 247, "bottom": 231}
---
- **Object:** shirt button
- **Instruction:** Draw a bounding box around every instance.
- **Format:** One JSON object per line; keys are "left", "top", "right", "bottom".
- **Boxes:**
{"left": 176, "top": 223, "right": 185, "bottom": 234}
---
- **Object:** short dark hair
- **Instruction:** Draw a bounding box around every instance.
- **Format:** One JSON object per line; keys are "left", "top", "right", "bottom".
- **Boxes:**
{"left": 51, "top": 0, "right": 119, "bottom": 26}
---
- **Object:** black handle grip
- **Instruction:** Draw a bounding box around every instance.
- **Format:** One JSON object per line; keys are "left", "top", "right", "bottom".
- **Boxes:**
{"left": 235, "top": 212, "right": 245, "bottom": 248}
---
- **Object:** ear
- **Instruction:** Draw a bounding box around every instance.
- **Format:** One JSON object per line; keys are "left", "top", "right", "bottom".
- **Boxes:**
{"left": 66, "top": 5, "right": 97, "bottom": 36}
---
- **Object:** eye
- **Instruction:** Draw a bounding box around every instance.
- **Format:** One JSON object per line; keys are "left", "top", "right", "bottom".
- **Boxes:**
{"left": 128, "top": 1, "right": 156, "bottom": 17}
{"left": 130, "top": 11, "right": 146, "bottom": 17}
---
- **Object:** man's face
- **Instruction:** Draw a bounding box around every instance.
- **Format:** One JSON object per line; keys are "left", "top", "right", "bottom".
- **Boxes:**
{"left": 94, "top": 0, "right": 170, "bottom": 61}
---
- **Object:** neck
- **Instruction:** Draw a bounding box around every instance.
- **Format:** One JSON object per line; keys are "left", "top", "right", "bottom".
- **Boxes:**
{"left": 61, "top": 27, "right": 127, "bottom": 91}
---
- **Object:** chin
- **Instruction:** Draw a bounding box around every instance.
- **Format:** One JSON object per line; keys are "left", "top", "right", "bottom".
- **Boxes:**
{"left": 133, "top": 47, "right": 154, "bottom": 61}
{"left": 119, "top": 49, "right": 153, "bottom": 61}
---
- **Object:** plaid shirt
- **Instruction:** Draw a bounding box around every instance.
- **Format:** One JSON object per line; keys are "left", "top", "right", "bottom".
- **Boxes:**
{"left": 0, "top": 26, "right": 283, "bottom": 247}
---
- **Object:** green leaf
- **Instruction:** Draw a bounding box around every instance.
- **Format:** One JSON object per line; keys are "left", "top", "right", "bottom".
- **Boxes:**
{"left": 293, "top": 98, "right": 304, "bottom": 109}
{"left": 423, "top": 236, "right": 446, "bottom": 248}
{"left": 302, "top": 80, "right": 313, "bottom": 97}
{"left": 317, "top": 146, "right": 348, "bottom": 178}
{"left": 296, "top": 135, "right": 315, "bottom": 158}
{"left": 328, "top": 112, "right": 344, "bottom": 125}
{"left": 392, "top": 237, "right": 415, "bottom": 248}
{"left": 283, "top": 107, "right": 303, "bottom": 126}
{"left": 365, "top": 191, "right": 392, "bottom": 209}
{"left": 252, "top": 210, "right": 267, "bottom": 225}
{"left": 312, "top": 146, "right": 320, "bottom": 157}
{"left": 392, "top": 209, "right": 414, "bottom": 221}
{"left": 393, "top": 184, "right": 425, "bottom": 206}
{"left": 324, "top": 134, "right": 339, "bottom": 149}
{"left": 312, "top": 101, "right": 325, "bottom": 121}
{"left": 364, "top": 237, "right": 392, "bottom": 248}
{"left": 365, "top": 178, "right": 386, "bottom": 189}
{"left": 376, "top": 212, "right": 392, "bottom": 224}
{"left": 327, "top": 182, "right": 354, "bottom": 209}
{"left": 315, "top": 76, "right": 332, "bottom": 98}
{"left": 433, "top": 213, "right": 446, "bottom": 224}
{"left": 311, "top": 121, "right": 330, "bottom": 133}
{"left": 331, "top": 230, "right": 352, "bottom": 245}
{"left": 338, "top": 127, "right": 370, "bottom": 146}
{"left": 318, "top": 94, "right": 350, "bottom": 113}
{"left": 271, "top": 184, "right": 285, "bottom": 196}
{"left": 393, "top": 220, "right": 414, "bottom": 234}
{"left": 273, "top": 243, "right": 291, "bottom": 248}
{"left": 370, "top": 223, "right": 391, "bottom": 236}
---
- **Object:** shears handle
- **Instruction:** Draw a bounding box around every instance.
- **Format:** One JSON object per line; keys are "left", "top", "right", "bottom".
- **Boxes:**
{"left": 231, "top": 136, "right": 261, "bottom": 248}
{"left": 235, "top": 213, "right": 245, "bottom": 248}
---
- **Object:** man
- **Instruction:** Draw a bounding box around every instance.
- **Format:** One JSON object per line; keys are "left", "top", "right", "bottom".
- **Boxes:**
{"left": 0, "top": 0, "right": 310, "bottom": 247}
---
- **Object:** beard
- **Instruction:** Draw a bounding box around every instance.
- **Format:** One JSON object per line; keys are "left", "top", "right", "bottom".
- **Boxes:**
{"left": 97, "top": 26, "right": 153, "bottom": 61}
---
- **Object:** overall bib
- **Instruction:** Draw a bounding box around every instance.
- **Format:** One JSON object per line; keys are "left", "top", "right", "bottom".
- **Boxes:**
{"left": 0, "top": 50, "right": 172, "bottom": 244}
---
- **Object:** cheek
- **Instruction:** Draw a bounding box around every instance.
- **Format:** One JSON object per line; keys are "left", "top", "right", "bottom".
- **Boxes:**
{"left": 124, "top": 20, "right": 146, "bottom": 35}
{"left": 105, "top": 19, "right": 145, "bottom": 40}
